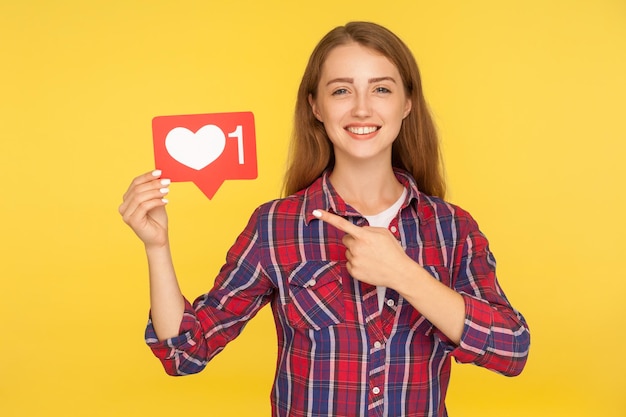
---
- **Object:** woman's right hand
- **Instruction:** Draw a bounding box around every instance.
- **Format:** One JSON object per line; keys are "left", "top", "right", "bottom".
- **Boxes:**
{"left": 119, "top": 170, "right": 170, "bottom": 248}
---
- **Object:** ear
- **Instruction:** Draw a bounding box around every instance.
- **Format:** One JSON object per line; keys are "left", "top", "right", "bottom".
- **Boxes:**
{"left": 308, "top": 94, "right": 323, "bottom": 122}
{"left": 402, "top": 98, "right": 412, "bottom": 119}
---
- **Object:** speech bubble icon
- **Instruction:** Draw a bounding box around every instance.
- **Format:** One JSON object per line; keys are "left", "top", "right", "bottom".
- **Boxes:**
{"left": 153, "top": 112, "right": 257, "bottom": 199}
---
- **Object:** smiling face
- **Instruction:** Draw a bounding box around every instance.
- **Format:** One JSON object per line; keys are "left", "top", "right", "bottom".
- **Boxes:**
{"left": 309, "top": 42, "right": 412, "bottom": 168}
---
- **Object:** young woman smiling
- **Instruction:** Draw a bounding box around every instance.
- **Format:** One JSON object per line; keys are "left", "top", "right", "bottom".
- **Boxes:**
{"left": 120, "top": 21, "right": 530, "bottom": 417}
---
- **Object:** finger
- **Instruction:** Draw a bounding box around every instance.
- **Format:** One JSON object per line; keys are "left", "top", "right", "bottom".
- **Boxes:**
{"left": 120, "top": 171, "right": 170, "bottom": 213}
{"left": 312, "top": 209, "right": 363, "bottom": 237}
{"left": 124, "top": 177, "right": 170, "bottom": 205}
{"left": 123, "top": 197, "right": 167, "bottom": 228}
{"left": 342, "top": 234, "right": 356, "bottom": 248}
{"left": 120, "top": 185, "right": 169, "bottom": 222}
{"left": 122, "top": 170, "right": 164, "bottom": 201}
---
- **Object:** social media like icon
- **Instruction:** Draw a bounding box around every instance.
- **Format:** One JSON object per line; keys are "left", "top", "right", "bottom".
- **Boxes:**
{"left": 152, "top": 112, "right": 258, "bottom": 199}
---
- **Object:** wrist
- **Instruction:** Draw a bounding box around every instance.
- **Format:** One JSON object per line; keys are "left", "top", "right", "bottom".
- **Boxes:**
{"left": 391, "top": 257, "right": 423, "bottom": 297}
{"left": 145, "top": 240, "right": 171, "bottom": 257}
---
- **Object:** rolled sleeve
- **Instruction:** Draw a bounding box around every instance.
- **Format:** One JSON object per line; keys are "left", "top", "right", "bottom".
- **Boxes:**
{"left": 453, "top": 294, "right": 530, "bottom": 376}
{"left": 143, "top": 206, "right": 273, "bottom": 376}
{"left": 145, "top": 298, "right": 208, "bottom": 375}
{"left": 452, "top": 294, "right": 493, "bottom": 362}
{"left": 443, "top": 212, "right": 530, "bottom": 376}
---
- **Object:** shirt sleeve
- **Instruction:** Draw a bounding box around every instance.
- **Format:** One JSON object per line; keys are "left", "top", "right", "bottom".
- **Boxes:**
{"left": 436, "top": 211, "right": 530, "bottom": 377}
{"left": 144, "top": 207, "right": 273, "bottom": 376}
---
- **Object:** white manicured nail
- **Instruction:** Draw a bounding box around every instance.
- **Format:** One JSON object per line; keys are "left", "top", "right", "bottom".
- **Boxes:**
{"left": 161, "top": 198, "right": 169, "bottom": 204}
{"left": 152, "top": 170, "right": 162, "bottom": 177}
{"left": 160, "top": 188, "right": 169, "bottom": 194}
{"left": 160, "top": 179, "right": 171, "bottom": 186}
{"left": 312, "top": 210, "right": 322, "bottom": 218}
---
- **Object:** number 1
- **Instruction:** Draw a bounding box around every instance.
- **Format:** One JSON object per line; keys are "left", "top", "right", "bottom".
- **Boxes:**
{"left": 228, "top": 125, "right": 244, "bottom": 165}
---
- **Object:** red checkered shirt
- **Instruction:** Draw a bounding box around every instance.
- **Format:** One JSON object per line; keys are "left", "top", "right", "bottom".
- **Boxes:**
{"left": 146, "top": 169, "right": 530, "bottom": 417}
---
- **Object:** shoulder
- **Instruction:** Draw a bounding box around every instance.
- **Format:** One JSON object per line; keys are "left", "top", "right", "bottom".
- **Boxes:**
{"left": 417, "top": 193, "right": 471, "bottom": 220}
{"left": 416, "top": 193, "right": 481, "bottom": 236}
{"left": 255, "top": 191, "right": 306, "bottom": 217}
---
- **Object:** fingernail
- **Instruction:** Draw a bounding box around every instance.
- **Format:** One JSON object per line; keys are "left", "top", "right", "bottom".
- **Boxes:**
{"left": 312, "top": 209, "right": 322, "bottom": 218}
{"left": 152, "top": 170, "right": 162, "bottom": 177}
{"left": 160, "top": 179, "right": 171, "bottom": 186}
{"left": 160, "top": 188, "right": 169, "bottom": 194}
{"left": 161, "top": 198, "right": 169, "bottom": 204}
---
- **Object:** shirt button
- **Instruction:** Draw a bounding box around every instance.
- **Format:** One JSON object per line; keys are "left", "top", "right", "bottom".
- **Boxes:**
{"left": 307, "top": 279, "right": 316, "bottom": 287}
{"left": 372, "top": 387, "right": 381, "bottom": 395}
{"left": 386, "top": 299, "right": 395, "bottom": 307}
{"left": 374, "top": 341, "right": 382, "bottom": 349}
{"left": 390, "top": 226, "right": 397, "bottom": 233}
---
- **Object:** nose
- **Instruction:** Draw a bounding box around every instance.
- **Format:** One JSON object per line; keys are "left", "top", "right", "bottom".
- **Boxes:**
{"left": 351, "top": 93, "right": 372, "bottom": 118}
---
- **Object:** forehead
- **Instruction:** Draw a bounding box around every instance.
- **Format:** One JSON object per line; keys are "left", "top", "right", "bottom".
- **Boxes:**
{"left": 320, "top": 43, "right": 400, "bottom": 80}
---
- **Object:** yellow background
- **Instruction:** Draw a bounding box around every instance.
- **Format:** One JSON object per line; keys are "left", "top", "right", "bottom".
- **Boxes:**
{"left": 1, "top": 1, "right": 624, "bottom": 416}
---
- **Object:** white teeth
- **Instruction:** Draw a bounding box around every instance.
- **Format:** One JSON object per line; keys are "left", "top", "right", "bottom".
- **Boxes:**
{"left": 347, "top": 126, "right": 378, "bottom": 135}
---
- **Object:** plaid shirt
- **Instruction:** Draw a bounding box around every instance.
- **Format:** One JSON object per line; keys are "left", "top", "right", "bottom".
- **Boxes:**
{"left": 146, "top": 169, "right": 530, "bottom": 417}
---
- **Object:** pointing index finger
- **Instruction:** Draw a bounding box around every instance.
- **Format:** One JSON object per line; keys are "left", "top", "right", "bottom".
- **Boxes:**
{"left": 312, "top": 209, "right": 362, "bottom": 236}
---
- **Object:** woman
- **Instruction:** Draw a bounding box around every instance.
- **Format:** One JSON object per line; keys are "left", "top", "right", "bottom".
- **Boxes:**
{"left": 120, "top": 21, "right": 529, "bottom": 417}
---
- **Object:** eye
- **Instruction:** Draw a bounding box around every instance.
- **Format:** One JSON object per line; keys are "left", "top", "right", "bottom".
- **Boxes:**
{"left": 374, "top": 86, "right": 391, "bottom": 94}
{"left": 332, "top": 88, "right": 349, "bottom": 96}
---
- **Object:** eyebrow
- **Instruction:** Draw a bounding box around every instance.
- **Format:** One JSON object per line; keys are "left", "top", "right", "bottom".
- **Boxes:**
{"left": 326, "top": 76, "right": 398, "bottom": 86}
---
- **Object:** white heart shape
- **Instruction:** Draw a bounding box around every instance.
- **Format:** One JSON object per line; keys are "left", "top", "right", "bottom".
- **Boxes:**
{"left": 165, "top": 125, "right": 226, "bottom": 170}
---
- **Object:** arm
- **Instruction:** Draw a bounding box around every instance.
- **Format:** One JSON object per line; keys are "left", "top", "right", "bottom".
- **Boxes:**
{"left": 145, "top": 206, "right": 272, "bottom": 376}
{"left": 373, "top": 215, "right": 531, "bottom": 376}
{"left": 392, "top": 262, "right": 466, "bottom": 344}
{"left": 119, "top": 170, "right": 184, "bottom": 340}
{"left": 312, "top": 208, "right": 530, "bottom": 376}
{"left": 121, "top": 171, "right": 273, "bottom": 376}
{"left": 443, "top": 217, "right": 530, "bottom": 376}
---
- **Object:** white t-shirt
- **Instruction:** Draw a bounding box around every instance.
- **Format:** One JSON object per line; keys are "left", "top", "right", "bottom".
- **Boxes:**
{"left": 362, "top": 187, "right": 407, "bottom": 312}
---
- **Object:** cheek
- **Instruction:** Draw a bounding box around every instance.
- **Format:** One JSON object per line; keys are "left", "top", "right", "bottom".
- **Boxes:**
{"left": 319, "top": 106, "right": 346, "bottom": 128}
{"left": 390, "top": 102, "right": 410, "bottom": 123}
{"left": 322, "top": 122, "right": 348, "bottom": 145}
{"left": 324, "top": 127, "right": 343, "bottom": 144}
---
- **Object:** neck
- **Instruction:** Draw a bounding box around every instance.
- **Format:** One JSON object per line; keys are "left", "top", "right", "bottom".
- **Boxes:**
{"left": 329, "top": 161, "right": 404, "bottom": 216}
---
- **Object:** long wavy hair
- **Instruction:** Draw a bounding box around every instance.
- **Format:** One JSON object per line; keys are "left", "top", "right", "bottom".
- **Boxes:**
{"left": 283, "top": 21, "right": 445, "bottom": 199}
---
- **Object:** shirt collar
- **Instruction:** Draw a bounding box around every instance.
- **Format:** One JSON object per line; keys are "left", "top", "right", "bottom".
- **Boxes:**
{"left": 301, "top": 168, "right": 423, "bottom": 225}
